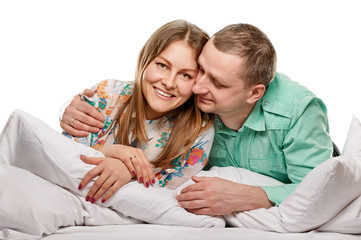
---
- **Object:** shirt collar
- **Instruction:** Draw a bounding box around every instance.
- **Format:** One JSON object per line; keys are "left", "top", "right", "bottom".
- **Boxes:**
{"left": 243, "top": 100, "right": 266, "bottom": 131}
{"left": 214, "top": 100, "right": 266, "bottom": 135}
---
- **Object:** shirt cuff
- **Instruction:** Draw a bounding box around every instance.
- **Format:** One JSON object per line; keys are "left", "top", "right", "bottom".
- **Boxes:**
{"left": 261, "top": 184, "right": 298, "bottom": 206}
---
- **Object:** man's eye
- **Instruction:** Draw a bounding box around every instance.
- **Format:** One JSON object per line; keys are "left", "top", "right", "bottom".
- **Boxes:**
{"left": 214, "top": 82, "right": 224, "bottom": 88}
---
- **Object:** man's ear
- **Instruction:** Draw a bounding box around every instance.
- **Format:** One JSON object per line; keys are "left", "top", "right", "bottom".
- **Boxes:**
{"left": 246, "top": 84, "right": 266, "bottom": 104}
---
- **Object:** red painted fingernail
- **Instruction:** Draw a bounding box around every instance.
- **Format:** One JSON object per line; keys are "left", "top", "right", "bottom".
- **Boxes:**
{"left": 91, "top": 198, "right": 95, "bottom": 204}
{"left": 85, "top": 196, "right": 90, "bottom": 201}
{"left": 146, "top": 182, "right": 149, "bottom": 188}
{"left": 152, "top": 178, "right": 155, "bottom": 184}
{"left": 132, "top": 171, "right": 136, "bottom": 177}
{"left": 139, "top": 177, "right": 143, "bottom": 184}
{"left": 78, "top": 184, "right": 82, "bottom": 190}
{"left": 101, "top": 198, "right": 106, "bottom": 203}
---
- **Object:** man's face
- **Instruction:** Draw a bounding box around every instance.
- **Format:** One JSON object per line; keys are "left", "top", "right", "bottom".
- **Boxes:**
{"left": 192, "top": 40, "right": 253, "bottom": 119}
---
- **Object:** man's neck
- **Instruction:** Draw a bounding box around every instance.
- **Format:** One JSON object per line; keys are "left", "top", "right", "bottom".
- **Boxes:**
{"left": 218, "top": 104, "right": 255, "bottom": 131}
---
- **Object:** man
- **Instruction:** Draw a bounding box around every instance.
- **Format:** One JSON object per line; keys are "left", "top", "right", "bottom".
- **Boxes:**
{"left": 176, "top": 24, "right": 333, "bottom": 215}
{"left": 60, "top": 23, "right": 333, "bottom": 216}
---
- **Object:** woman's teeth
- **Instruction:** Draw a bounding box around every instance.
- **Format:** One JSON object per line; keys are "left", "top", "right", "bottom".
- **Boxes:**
{"left": 155, "top": 88, "right": 172, "bottom": 97}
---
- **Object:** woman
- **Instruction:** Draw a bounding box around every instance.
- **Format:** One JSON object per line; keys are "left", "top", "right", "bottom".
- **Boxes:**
{"left": 61, "top": 20, "right": 214, "bottom": 204}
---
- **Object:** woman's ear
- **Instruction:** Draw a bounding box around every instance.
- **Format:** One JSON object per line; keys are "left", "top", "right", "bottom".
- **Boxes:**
{"left": 246, "top": 84, "right": 266, "bottom": 104}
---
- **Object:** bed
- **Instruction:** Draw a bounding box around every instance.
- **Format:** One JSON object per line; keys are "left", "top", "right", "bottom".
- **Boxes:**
{"left": 1, "top": 110, "right": 361, "bottom": 240}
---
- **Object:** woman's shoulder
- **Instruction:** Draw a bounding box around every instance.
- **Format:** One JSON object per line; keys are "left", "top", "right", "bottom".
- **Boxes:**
{"left": 82, "top": 79, "right": 134, "bottom": 120}
{"left": 93, "top": 79, "right": 134, "bottom": 98}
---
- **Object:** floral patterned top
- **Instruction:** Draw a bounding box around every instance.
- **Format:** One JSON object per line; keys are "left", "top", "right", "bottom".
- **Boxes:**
{"left": 63, "top": 79, "right": 214, "bottom": 189}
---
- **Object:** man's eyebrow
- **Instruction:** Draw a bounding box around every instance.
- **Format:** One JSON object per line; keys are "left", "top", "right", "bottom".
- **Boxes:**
{"left": 198, "top": 58, "right": 228, "bottom": 85}
{"left": 206, "top": 69, "right": 228, "bottom": 86}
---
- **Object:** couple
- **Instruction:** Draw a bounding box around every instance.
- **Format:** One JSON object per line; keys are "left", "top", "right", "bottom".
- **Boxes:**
{"left": 60, "top": 19, "right": 333, "bottom": 216}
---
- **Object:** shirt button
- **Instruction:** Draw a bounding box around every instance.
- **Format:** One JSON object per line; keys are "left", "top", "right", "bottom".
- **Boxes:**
{"left": 263, "top": 101, "right": 268, "bottom": 106}
{"left": 275, "top": 166, "right": 279, "bottom": 170}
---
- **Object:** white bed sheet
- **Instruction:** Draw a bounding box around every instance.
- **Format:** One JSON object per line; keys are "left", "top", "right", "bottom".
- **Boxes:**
{"left": 41, "top": 224, "right": 361, "bottom": 240}
{"left": 2, "top": 111, "right": 361, "bottom": 240}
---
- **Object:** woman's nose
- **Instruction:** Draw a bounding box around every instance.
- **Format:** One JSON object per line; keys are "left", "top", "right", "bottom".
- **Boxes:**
{"left": 161, "top": 73, "right": 177, "bottom": 89}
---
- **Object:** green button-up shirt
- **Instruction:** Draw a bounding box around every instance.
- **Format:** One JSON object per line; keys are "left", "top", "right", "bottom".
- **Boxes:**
{"left": 206, "top": 73, "right": 333, "bottom": 205}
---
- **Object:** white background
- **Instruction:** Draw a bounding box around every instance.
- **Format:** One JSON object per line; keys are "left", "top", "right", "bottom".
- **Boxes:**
{"left": 1, "top": 0, "right": 360, "bottom": 150}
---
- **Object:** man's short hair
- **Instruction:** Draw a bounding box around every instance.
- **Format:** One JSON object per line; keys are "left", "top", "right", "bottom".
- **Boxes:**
{"left": 213, "top": 23, "right": 277, "bottom": 87}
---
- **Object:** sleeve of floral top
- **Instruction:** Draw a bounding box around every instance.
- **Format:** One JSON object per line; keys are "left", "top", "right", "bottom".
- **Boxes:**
{"left": 62, "top": 79, "right": 133, "bottom": 148}
{"left": 155, "top": 124, "right": 215, "bottom": 189}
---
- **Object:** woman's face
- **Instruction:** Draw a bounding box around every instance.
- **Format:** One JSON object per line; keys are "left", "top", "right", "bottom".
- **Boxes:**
{"left": 142, "top": 40, "right": 199, "bottom": 120}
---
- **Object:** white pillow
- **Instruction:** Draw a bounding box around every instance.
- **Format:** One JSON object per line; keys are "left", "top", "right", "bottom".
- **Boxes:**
{"left": 0, "top": 164, "right": 140, "bottom": 239}
{"left": 0, "top": 165, "right": 83, "bottom": 238}
{"left": 278, "top": 154, "right": 361, "bottom": 232}
{"left": 0, "top": 109, "right": 224, "bottom": 229}
{"left": 226, "top": 116, "right": 361, "bottom": 234}
{"left": 318, "top": 194, "right": 361, "bottom": 234}
{"left": 342, "top": 115, "right": 361, "bottom": 155}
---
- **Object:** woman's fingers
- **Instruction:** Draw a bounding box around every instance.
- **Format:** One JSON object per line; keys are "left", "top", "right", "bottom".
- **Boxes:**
{"left": 137, "top": 150, "right": 155, "bottom": 187}
{"left": 80, "top": 155, "right": 103, "bottom": 165}
{"left": 86, "top": 171, "right": 111, "bottom": 203}
{"left": 100, "top": 176, "right": 129, "bottom": 203}
{"left": 78, "top": 157, "right": 133, "bottom": 203}
{"left": 130, "top": 150, "right": 154, "bottom": 188}
{"left": 78, "top": 164, "right": 102, "bottom": 191}
{"left": 122, "top": 154, "right": 137, "bottom": 178}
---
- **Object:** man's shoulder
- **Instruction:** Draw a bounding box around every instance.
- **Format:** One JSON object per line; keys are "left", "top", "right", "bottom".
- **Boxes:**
{"left": 266, "top": 73, "right": 315, "bottom": 100}
{"left": 261, "top": 73, "right": 319, "bottom": 117}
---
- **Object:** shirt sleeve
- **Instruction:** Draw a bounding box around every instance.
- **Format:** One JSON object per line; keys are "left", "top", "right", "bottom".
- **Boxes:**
{"left": 155, "top": 124, "right": 215, "bottom": 189}
{"left": 261, "top": 97, "right": 333, "bottom": 206}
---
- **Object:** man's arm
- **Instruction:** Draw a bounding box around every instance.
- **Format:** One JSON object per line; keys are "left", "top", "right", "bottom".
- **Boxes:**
{"left": 261, "top": 98, "right": 333, "bottom": 205}
{"left": 176, "top": 176, "right": 273, "bottom": 215}
{"left": 60, "top": 89, "right": 105, "bottom": 137}
{"left": 177, "top": 98, "right": 333, "bottom": 215}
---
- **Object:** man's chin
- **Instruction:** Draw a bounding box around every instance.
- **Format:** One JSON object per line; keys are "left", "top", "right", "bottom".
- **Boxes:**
{"left": 197, "top": 103, "right": 213, "bottom": 113}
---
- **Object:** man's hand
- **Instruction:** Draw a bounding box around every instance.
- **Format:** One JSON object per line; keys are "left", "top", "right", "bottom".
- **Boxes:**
{"left": 60, "top": 89, "right": 105, "bottom": 137}
{"left": 176, "top": 176, "right": 273, "bottom": 216}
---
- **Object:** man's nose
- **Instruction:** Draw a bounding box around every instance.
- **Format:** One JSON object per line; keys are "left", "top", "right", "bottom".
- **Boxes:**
{"left": 192, "top": 74, "right": 208, "bottom": 94}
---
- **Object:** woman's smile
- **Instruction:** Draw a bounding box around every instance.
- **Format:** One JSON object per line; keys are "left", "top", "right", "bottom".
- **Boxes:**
{"left": 154, "top": 87, "right": 174, "bottom": 99}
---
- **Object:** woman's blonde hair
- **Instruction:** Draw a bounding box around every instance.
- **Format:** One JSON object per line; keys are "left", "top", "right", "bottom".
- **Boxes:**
{"left": 115, "top": 20, "right": 214, "bottom": 169}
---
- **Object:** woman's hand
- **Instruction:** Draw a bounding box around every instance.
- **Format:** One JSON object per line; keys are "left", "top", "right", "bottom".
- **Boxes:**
{"left": 99, "top": 145, "right": 156, "bottom": 188}
{"left": 78, "top": 155, "right": 132, "bottom": 204}
{"left": 60, "top": 89, "right": 105, "bottom": 137}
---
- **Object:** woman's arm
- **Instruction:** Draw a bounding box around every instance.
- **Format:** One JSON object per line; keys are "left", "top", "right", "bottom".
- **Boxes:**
{"left": 97, "top": 144, "right": 156, "bottom": 189}
{"left": 156, "top": 124, "right": 215, "bottom": 189}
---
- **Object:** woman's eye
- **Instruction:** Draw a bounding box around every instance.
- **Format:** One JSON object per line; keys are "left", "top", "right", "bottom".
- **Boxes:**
{"left": 179, "top": 73, "right": 192, "bottom": 80}
{"left": 182, "top": 73, "right": 192, "bottom": 79}
{"left": 157, "top": 62, "right": 167, "bottom": 68}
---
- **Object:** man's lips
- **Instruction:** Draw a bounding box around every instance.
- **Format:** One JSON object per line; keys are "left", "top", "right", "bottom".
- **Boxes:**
{"left": 198, "top": 95, "right": 212, "bottom": 103}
